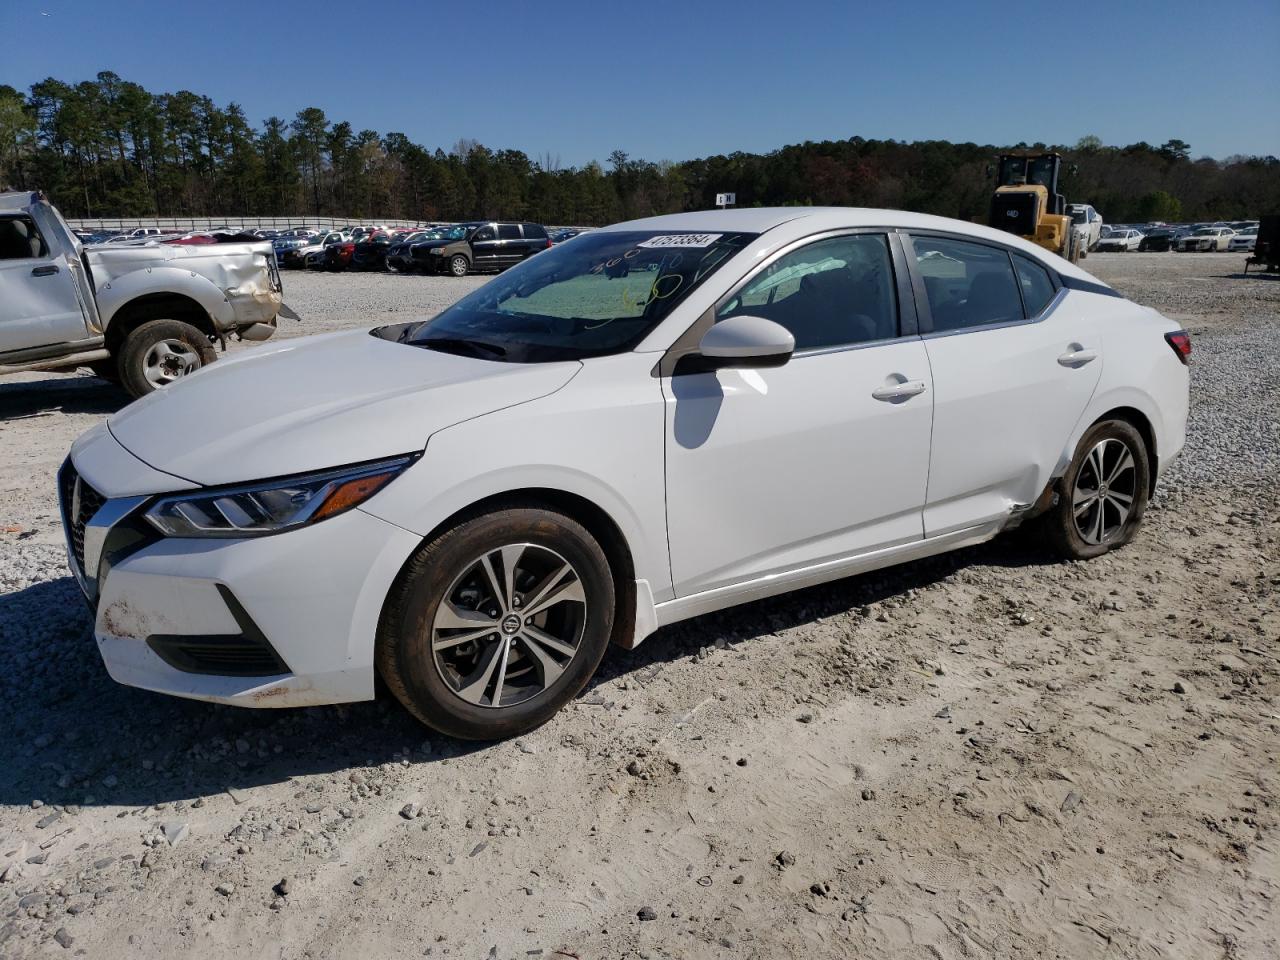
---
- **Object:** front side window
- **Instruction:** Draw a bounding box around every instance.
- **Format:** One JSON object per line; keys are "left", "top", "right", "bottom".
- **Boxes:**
{"left": 380, "top": 230, "right": 756, "bottom": 362}
{"left": 498, "top": 224, "right": 521, "bottom": 240}
{"left": 1013, "top": 255, "right": 1056, "bottom": 316}
{"left": 473, "top": 226, "right": 496, "bottom": 241}
{"left": 0, "top": 216, "right": 48, "bottom": 260}
{"left": 717, "top": 234, "right": 899, "bottom": 350}
{"left": 911, "top": 236, "right": 1023, "bottom": 332}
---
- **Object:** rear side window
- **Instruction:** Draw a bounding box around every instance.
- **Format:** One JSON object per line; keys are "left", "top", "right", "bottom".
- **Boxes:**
{"left": 911, "top": 236, "right": 1023, "bottom": 332}
{"left": 0, "top": 216, "right": 49, "bottom": 260}
{"left": 497, "top": 224, "right": 521, "bottom": 240}
{"left": 1013, "top": 255, "right": 1056, "bottom": 316}
{"left": 522, "top": 223, "right": 547, "bottom": 239}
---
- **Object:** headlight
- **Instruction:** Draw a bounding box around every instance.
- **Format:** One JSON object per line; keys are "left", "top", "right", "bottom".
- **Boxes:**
{"left": 143, "top": 455, "right": 416, "bottom": 538}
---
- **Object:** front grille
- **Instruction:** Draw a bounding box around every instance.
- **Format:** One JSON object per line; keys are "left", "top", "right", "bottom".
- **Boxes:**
{"left": 59, "top": 461, "right": 105, "bottom": 575}
{"left": 147, "top": 636, "right": 287, "bottom": 676}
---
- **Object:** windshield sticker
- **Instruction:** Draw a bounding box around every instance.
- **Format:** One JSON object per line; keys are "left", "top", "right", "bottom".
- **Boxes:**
{"left": 637, "top": 233, "right": 723, "bottom": 249}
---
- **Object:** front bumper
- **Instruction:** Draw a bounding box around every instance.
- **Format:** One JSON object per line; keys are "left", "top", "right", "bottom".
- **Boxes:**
{"left": 61, "top": 435, "right": 421, "bottom": 708}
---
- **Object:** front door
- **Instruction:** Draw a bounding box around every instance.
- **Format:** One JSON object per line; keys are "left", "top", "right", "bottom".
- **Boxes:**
{"left": 470, "top": 224, "right": 501, "bottom": 270}
{"left": 663, "top": 232, "right": 934, "bottom": 598}
{"left": 0, "top": 213, "right": 90, "bottom": 355}
{"left": 905, "top": 233, "right": 1104, "bottom": 537}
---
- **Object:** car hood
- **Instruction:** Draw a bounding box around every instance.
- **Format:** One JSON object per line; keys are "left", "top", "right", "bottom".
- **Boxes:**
{"left": 107, "top": 330, "right": 581, "bottom": 486}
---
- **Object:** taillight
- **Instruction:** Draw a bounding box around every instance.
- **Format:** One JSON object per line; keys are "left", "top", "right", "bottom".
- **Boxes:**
{"left": 545, "top": 237, "right": 552, "bottom": 249}
{"left": 1165, "top": 330, "right": 1191, "bottom": 365}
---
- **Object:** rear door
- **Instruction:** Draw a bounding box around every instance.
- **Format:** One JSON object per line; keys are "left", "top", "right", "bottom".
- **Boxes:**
{"left": 521, "top": 223, "right": 548, "bottom": 258}
{"left": 495, "top": 223, "right": 523, "bottom": 267}
{"left": 0, "top": 211, "right": 92, "bottom": 355}
{"left": 905, "top": 233, "right": 1103, "bottom": 537}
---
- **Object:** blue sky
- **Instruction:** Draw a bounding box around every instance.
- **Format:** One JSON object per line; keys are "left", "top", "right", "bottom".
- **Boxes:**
{"left": 6, "top": 0, "right": 1278, "bottom": 164}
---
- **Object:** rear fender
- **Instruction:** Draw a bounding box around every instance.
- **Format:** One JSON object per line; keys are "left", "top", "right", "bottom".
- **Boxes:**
{"left": 96, "top": 267, "right": 235, "bottom": 332}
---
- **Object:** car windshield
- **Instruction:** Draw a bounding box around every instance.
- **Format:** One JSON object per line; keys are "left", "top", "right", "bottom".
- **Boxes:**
{"left": 435, "top": 225, "right": 469, "bottom": 241}
{"left": 1071, "top": 210, "right": 1088, "bottom": 224}
{"left": 380, "top": 230, "right": 757, "bottom": 362}
{"left": 1193, "top": 228, "right": 1217, "bottom": 236}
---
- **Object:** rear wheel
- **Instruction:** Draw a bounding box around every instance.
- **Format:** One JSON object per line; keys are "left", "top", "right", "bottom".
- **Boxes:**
{"left": 117, "top": 319, "right": 216, "bottom": 398}
{"left": 377, "top": 506, "right": 615, "bottom": 740}
{"left": 1041, "top": 419, "right": 1150, "bottom": 560}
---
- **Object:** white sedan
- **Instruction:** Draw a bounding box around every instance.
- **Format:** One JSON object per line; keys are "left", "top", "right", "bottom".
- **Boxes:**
{"left": 1096, "top": 228, "right": 1143, "bottom": 252}
{"left": 61, "top": 208, "right": 1190, "bottom": 739}
{"left": 1228, "top": 229, "right": 1258, "bottom": 252}
{"left": 1179, "top": 227, "right": 1235, "bottom": 251}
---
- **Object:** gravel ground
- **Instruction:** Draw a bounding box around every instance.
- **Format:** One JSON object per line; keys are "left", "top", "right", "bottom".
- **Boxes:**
{"left": 0, "top": 253, "right": 1276, "bottom": 959}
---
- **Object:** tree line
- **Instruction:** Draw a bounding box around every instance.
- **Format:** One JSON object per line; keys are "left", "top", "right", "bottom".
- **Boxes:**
{"left": 1, "top": 73, "right": 1277, "bottom": 225}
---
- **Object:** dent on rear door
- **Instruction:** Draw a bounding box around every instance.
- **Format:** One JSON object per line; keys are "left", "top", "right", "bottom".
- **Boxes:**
{"left": 921, "top": 299, "right": 1103, "bottom": 537}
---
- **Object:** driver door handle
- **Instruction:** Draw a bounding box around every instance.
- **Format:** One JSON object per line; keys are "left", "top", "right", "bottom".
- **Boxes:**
{"left": 1057, "top": 348, "right": 1098, "bottom": 367}
{"left": 872, "top": 380, "right": 927, "bottom": 402}
{"left": 31, "top": 264, "right": 59, "bottom": 277}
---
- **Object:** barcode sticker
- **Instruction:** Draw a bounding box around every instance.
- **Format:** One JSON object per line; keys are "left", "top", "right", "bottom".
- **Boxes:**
{"left": 636, "top": 234, "right": 723, "bottom": 249}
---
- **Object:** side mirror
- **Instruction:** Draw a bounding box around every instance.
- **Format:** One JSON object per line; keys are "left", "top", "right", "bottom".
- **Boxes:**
{"left": 691, "top": 315, "right": 795, "bottom": 370}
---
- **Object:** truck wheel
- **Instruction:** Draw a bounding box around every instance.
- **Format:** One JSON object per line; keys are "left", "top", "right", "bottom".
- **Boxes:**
{"left": 117, "top": 319, "right": 216, "bottom": 398}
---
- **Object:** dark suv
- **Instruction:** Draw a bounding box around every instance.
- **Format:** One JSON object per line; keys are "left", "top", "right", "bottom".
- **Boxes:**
{"left": 411, "top": 221, "right": 550, "bottom": 276}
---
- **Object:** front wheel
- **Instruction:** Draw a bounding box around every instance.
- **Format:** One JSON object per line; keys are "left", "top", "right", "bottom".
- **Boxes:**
{"left": 117, "top": 319, "right": 216, "bottom": 398}
{"left": 377, "top": 506, "right": 616, "bottom": 740}
{"left": 449, "top": 254, "right": 470, "bottom": 277}
{"left": 1040, "top": 419, "right": 1150, "bottom": 560}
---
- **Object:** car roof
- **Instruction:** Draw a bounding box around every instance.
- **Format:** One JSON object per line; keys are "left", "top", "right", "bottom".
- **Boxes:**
{"left": 598, "top": 206, "right": 1099, "bottom": 280}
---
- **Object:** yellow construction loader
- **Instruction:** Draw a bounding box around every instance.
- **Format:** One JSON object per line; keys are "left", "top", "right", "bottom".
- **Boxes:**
{"left": 987, "top": 153, "right": 1083, "bottom": 263}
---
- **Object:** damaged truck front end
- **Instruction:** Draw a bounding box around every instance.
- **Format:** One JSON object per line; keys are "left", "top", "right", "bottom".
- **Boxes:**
{"left": 0, "top": 190, "right": 291, "bottom": 398}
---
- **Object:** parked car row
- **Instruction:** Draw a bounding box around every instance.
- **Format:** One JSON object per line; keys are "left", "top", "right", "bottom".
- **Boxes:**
{"left": 272, "top": 221, "right": 564, "bottom": 276}
{"left": 1094, "top": 220, "right": 1261, "bottom": 253}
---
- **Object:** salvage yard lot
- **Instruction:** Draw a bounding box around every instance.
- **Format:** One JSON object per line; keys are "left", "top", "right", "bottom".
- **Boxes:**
{"left": 1, "top": 254, "right": 1276, "bottom": 959}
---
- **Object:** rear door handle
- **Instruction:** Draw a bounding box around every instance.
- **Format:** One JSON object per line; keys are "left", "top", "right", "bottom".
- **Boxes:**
{"left": 872, "top": 380, "right": 927, "bottom": 403}
{"left": 31, "top": 264, "right": 59, "bottom": 277}
{"left": 1057, "top": 348, "right": 1098, "bottom": 367}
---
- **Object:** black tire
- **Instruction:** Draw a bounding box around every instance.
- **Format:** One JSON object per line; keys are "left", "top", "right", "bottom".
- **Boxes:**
{"left": 1041, "top": 419, "right": 1150, "bottom": 560}
{"left": 117, "top": 319, "right": 217, "bottom": 399}
{"left": 377, "top": 505, "right": 615, "bottom": 740}
{"left": 88, "top": 359, "right": 121, "bottom": 384}
{"left": 449, "top": 254, "right": 469, "bottom": 277}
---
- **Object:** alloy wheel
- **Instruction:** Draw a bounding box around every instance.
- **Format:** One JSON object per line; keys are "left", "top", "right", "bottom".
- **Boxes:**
{"left": 431, "top": 543, "right": 586, "bottom": 708}
{"left": 143, "top": 339, "right": 201, "bottom": 387}
{"left": 1072, "top": 437, "right": 1138, "bottom": 545}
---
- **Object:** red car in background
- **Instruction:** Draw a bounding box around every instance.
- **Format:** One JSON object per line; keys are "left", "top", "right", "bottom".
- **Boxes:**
{"left": 323, "top": 240, "right": 356, "bottom": 271}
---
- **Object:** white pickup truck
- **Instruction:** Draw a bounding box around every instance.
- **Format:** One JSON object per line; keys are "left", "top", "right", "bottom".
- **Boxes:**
{"left": 1, "top": 191, "right": 286, "bottom": 398}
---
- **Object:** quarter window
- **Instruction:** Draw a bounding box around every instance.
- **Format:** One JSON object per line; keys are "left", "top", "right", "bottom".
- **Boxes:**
{"left": 1013, "top": 255, "right": 1056, "bottom": 316}
{"left": 522, "top": 223, "right": 547, "bottom": 239}
{"left": 0, "top": 216, "right": 48, "bottom": 260}
{"left": 498, "top": 224, "right": 521, "bottom": 240}
{"left": 717, "top": 234, "right": 899, "bottom": 350}
{"left": 911, "top": 236, "right": 1023, "bottom": 332}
